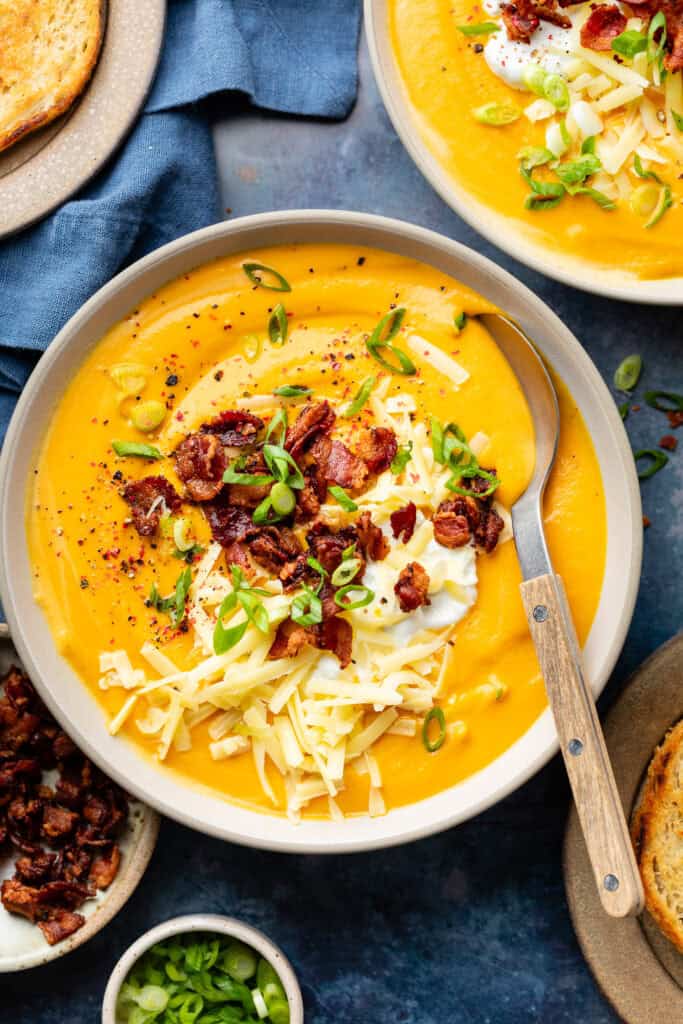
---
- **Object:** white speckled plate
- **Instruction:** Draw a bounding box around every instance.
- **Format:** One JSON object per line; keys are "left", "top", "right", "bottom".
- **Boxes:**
{"left": 0, "top": 624, "right": 160, "bottom": 973}
{"left": 0, "top": 1, "right": 166, "bottom": 240}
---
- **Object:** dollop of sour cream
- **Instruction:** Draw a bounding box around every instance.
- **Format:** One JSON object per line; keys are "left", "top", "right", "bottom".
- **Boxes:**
{"left": 482, "top": 0, "right": 578, "bottom": 89}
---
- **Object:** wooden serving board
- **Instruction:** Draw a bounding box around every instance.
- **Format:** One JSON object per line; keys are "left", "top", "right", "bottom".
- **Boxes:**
{"left": 564, "top": 633, "right": 683, "bottom": 1021}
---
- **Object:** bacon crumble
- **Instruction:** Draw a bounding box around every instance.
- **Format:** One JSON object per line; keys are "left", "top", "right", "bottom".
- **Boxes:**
{"left": 122, "top": 476, "right": 182, "bottom": 537}
{"left": 580, "top": 4, "right": 627, "bottom": 50}
{"left": 390, "top": 502, "right": 417, "bottom": 543}
{"left": 394, "top": 562, "right": 431, "bottom": 613}
{"left": 174, "top": 433, "right": 227, "bottom": 502}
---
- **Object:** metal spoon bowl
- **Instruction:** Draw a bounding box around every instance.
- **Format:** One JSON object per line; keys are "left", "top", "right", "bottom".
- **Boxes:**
{"left": 481, "top": 312, "right": 644, "bottom": 919}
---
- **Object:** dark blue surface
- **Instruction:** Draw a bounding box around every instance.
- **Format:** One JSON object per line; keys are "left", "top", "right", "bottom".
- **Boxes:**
{"left": 6, "top": 32, "right": 682, "bottom": 1024}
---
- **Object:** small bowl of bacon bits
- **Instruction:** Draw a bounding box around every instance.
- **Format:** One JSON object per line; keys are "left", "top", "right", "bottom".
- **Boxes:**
{"left": 0, "top": 630, "right": 159, "bottom": 972}
{"left": 102, "top": 914, "right": 304, "bottom": 1024}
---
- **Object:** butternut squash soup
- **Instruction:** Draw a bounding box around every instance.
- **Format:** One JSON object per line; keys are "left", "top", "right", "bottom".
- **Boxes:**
{"left": 389, "top": 0, "right": 683, "bottom": 279}
{"left": 27, "top": 245, "right": 606, "bottom": 820}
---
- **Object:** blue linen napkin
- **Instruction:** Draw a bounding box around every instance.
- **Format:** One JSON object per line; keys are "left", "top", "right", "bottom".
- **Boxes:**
{"left": 0, "top": 0, "right": 361, "bottom": 444}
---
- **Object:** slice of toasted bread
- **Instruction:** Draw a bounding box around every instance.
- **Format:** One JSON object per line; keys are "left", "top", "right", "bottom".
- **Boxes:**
{"left": 0, "top": 0, "right": 106, "bottom": 155}
{"left": 631, "top": 719, "right": 683, "bottom": 953}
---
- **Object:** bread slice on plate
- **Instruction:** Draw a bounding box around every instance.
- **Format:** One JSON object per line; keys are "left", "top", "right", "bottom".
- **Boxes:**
{"left": 631, "top": 719, "right": 683, "bottom": 953}
{"left": 0, "top": 0, "right": 106, "bottom": 154}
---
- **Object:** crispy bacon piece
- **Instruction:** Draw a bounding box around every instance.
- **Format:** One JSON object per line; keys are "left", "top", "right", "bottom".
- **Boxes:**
{"left": 295, "top": 470, "right": 325, "bottom": 522}
{"left": 122, "top": 476, "right": 182, "bottom": 537}
{"left": 226, "top": 451, "right": 272, "bottom": 509}
{"left": 356, "top": 511, "right": 389, "bottom": 561}
{"left": 432, "top": 500, "right": 473, "bottom": 549}
{"left": 311, "top": 436, "right": 369, "bottom": 492}
{"left": 476, "top": 507, "right": 505, "bottom": 553}
{"left": 501, "top": 0, "right": 569, "bottom": 41}
{"left": 41, "top": 805, "right": 78, "bottom": 841}
{"left": 278, "top": 555, "right": 310, "bottom": 592}
{"left": 0, "top": 878, "right": 89, "bottom": 945}
{"left": 15, "top": 851, "right": 57, "bottom": 886}
{"left": 580, "top": 4, "right": 627, "bottom": 50}
{"left": 285, "top": 401, "right": 336, "bottom": 459}
{"left": 268, "top": 619, "right": 316, "bottom": 660}
{"left": 318, "top": 617, "right": 353, "bottom": 668}
{"left": 356, "top": 427, "right": 398, "bottom": 475}
{"left": 394, "top": 563, "right": 431, "bottom": 613}
{"left": 390, "top": 503, "right": 417, "bottom": 543}
{"left": 39, "top": 912, "right": 85, "bottom": 945}
{"left": 306, "top": 523, "right": 362, "bottom": 575}
{"left": 659, "top": 434, "right": 678, "bottom": 451}
{"left": 668, "top": 410, "right": 683, "bottom": 429}
{"left": 89, "top": 845, "right": 121, "bottom": 889}
{"left": 249, "top": 527, "right": 302, "bottom": 575}
{"left": 200, "top": 409, "right": 264, "bottom": 447}
{"left": 174, "top": 434, "right": 227, "bottom": 502}
{"left": 0, "top": 759, "right": 42, "bottom": 788}
{"left": 204, "top": 496, "right": 259, "bottom": 549}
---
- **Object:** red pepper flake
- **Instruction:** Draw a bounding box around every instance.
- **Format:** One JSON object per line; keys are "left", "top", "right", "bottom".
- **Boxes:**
{"left": 176, "top": 411, "right": 185, "bottom": 421}
{"left": 659, "top": 434, "right": 678, "bottom": 451}
{"left": 667, "top": 410, "right": 683, "bottom": 429}
{"left": 631, "top": 404, "right": 641, "bottom": 412}
{"left": 643, "top": 515, "right": 651, "bottom": 529}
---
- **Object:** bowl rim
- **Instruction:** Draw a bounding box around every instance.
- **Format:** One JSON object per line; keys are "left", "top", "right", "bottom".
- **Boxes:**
{"left": 364, "top": 0, "right": 683, "bottom": 305}
{"left": 0, "top": 208, "right": 642, "bottom": 853}
{"left": 101, "top": 914, "right": 304, "bottom": 1024}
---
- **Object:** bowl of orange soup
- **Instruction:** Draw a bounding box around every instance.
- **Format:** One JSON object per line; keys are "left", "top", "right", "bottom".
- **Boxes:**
{"left": 366, "top": 0, "right": 683, "bottom": 302}
{"left": 0, "top": 211, "right": 640, "bottom": 851}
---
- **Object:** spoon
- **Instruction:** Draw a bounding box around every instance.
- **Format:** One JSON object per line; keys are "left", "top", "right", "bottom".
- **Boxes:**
{"left": 481, "top": 312, "right": 644, "bottom": 919}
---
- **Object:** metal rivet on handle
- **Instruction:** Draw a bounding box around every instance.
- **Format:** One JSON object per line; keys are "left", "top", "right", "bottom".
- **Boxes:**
{"left": 533, "top": 605, "right": 548, "bottom": 622}
{"left": 568, "top": 738, "right": 583, "bottom": 757}
{"left": 604, "top": 874, "right": 620, "bottom": 892}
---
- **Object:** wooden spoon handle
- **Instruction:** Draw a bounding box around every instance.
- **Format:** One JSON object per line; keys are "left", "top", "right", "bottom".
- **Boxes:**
{"left": 520, "top": 573, "right": 644, "bottom": 918}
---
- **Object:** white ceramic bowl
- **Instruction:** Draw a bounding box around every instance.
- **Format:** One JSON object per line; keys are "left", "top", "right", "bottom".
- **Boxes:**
{"left": 0, "top": 210, "right": 641, "bottom": 852}
{"left": 364, "top": 0, "right": 683, "bottom": 305}
{"left": 101, "top": 914, "right": 304, "bottom": 1024}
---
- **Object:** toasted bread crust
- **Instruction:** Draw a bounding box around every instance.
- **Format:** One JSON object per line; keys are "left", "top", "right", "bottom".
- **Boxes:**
{"left": 0, "top": 0, "right": 106, "bottom": 155}
{"left": 631, "top": 719, "right": 683, "bottom": 953}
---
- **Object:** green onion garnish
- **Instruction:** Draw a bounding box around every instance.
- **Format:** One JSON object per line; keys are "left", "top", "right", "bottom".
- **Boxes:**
{"left": 614, "top": 354, "right": 643, "bottom": 392}
{"left": 291, "top": 585, "right": 323, "bottom": 626}
{"left": 522, "top": 62, "right": 547, "bottom": 96}
{"left": 554, "top": 154, "right": 602, "bottom": 187}
{"left": 581, "top": 136, "right": 596, "bottom": 156}
{"left": 644, "top": 390, "right": 683, "bottom": 412}
{"left": 673, "top": 110, "right": 683, "bottom": 132}
{"left": 472, "top": 101, "right": 521, "bottom": 126}
{"left": 341, "top": 376, "right": 376, "bottom": 417}
{"left": 333, "top": 584, "right": 375, "bottom": 610}
{"left": 572, "top": 187, "right": 616, "bottom": 211}
{"left": 244, "top": 333, "right": 263, "bottom": 363}
{"left": 366, "top": 308, "right": 416, "bottom": 375}
{"left": 242, "top": 262, "right": 291, "bottom": 292}
{"left": 634, "top": 448, "right": 669, "bottom": 480}
{"left": 112, "top": 440, "right": 162, "bottom": 459}
{"left": 270, "top": 481, "right": 296, "bottom": 516}
{"left": 268, "top": 303, "right": 289, "bottom": 346}
{"left": 422, "top": 706, "right": 446, "bottom": 752}
{"left": 542, "top": 73, "right": 570, "bottom": 112}
{"left": 645, "top": 185, "right": 672, "bottom": 229}
{"left": 265, "top": 407, "right": 288, "bottom": 446}
{"left": 611, "top": 28, "right": 647, "bottom": 59}
{"left": 306, "top": 556, "right": 328, "bottom": 585}
{"left": 223, "top": 941, "right": 258, "bottom": 984}
{"left": 262, "top": 443, "right": 305, "bottom": 489}
{"left": 148, "top": 567, "right": 192, "bottom": 627}
{"left": 328, "top": 485, "right": 358, "bottom": 511}
{"left": 391, "top": 441, "right": 413, "bottom": 475}
{"left": 223, "top": 458, "right": 275, "bottom": 486}
{"left": 331, "top": 556, "right": 362, "bottom": 587}
{"left": 518, "top": 146, "right": 554, "bottom": 171}
{"left": 213, "top": 565, "right": 271, "bottom": 653}
{"left": 633, "top": 153, "right": 662, "bottom": 183}
{"left": 457, "top": 21, "right": 500, "bottom": 34}
{"left": 273, "top": 384, "right": 312, "bottom": 398}
{"left": 453, "top": 311, "right": 468, "bottom": 332}
{"left": 252, "top": 495, "right": 280, "bottom": 525}
{"left": 647, "top": 11, "right": 667, "bottom": 67}
{"left": 618, "top": 402, "right": 630, "bottom": 421}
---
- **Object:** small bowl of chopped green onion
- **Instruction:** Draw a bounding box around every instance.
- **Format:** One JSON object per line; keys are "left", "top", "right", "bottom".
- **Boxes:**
{"left": 102, "top": 914, "right": 303, "bottom": 1024}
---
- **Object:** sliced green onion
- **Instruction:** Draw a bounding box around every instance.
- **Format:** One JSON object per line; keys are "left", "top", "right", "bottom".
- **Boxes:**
{"left": 265, "top": 407, "right": 288, "bottom": 446}
{"left": 223, "top": 942, "right": 258, "bottom": 983}
{"left": 291, "top": 586, "right": 323, "bottom": 626}
{"left": 525, "top": 193, "right": 564, "bottom": 211}
{"left": 137, "top": 985, "right": 169, "bottom": 1013}
{"left": 630, "top": 181, "right": 661, "bottom": 219}
{"left": 472, "top": 101, "right": 521, "bottom": 125}
{"left": 518, "top": 145, "right": 554, "bottom": 171}
{"left": 262, "top": 443, "right": 305, "bottom": 489}
{"left": 644, "top": 185, "right": 672, "bottom": 229}
{"left": 109, "top": 362, "right": 148, "bottom": 396}
{"left": 634, "top": 448, "right": 669, "bottom": 479}
{"left": 572, "top": 186, "right": 616, "bottom": 211}
{"left": 522, "top": 62, "right": 547, "bottom": 96}
{"left": 223, "top": 456, "right": 275, "bottom": 486}
{"left": 306, "top": 556, "right": 328, "bottom": 587}
{"left": 270, "top": 481, "right": 296, "bottom": 516}
{"left": 273, "top": 384, "right": 312, "bottom": 398}
{"left": 268, "top": 303, "right": 289, "bottom": 346}
{"left": 633, "top": 153, "right": 662, "bottom": 183}
{"left": 341, "top": 376, "right": 376, "bottom": 417}
{"left": 581, "top": 135, "right": 596, "bottom": 156}
{"left": 391, "top": 441, "right": 413, "bottom": 475}
{"left": 173, "top": 517, "right": 195, "bottom": 552}
{"left": 252, "top": 495, "right": 280, "bottom": 525}
{"left": 366, "top": 308, "right": 416, "bottom": 375}
{"left": 130, "top": 400, "right": 166, "bottom": 433}
{"left": 331, "top": 557, "right": 362, "bottom": 587}
{"left": 328, "top": 485, "right": 358, "bottom": 511}
{"left": 543, "top": 73, "right": 570, "bottom": 111}
{"left": 112, "top": 440, "right": 162, "bottom": 459}
{"left": 242, "top": 262, "right": 291, "bottom": 292}
{"left": 447, "top": 466, "right": 500, "bottom": 498}
{"left": 334, "top": 584, "right": 375, "bottom": 610}
{"left": 244, "top": 333, "right": 263, "bottom": 362}
{"left": 457, "top": 21, "right": 500, "bottom": 34}
{"left": 212, "top": 606, "right": 246, "bottom": 654}
{"left": 644, "top": 390, "right": 683, "bottom": 412}
{"left": 614, "top": 354, "right": 642, "bottom": 392}
{"left": 149, "top": 567, "right": 192, "bottom": 627}
{"left": 647, "top": 10, "right": 667, "bottom": 66}
{"left": 618, "top": 401, "right": 630, "bottom": 421}
{"left": 554, "top": 154, "right": 601, "bottom": 187}
{"left": 611, "top": 29, "right": 647, "bottom": 59}
{"left": 453, "top": 311, "right": 468, "bottom": 332}
{"left": 422, "top": 706, "right": 446, "bottom": 752}
{"left": 673, "top": 110, "right": 683, "bottom": 132}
